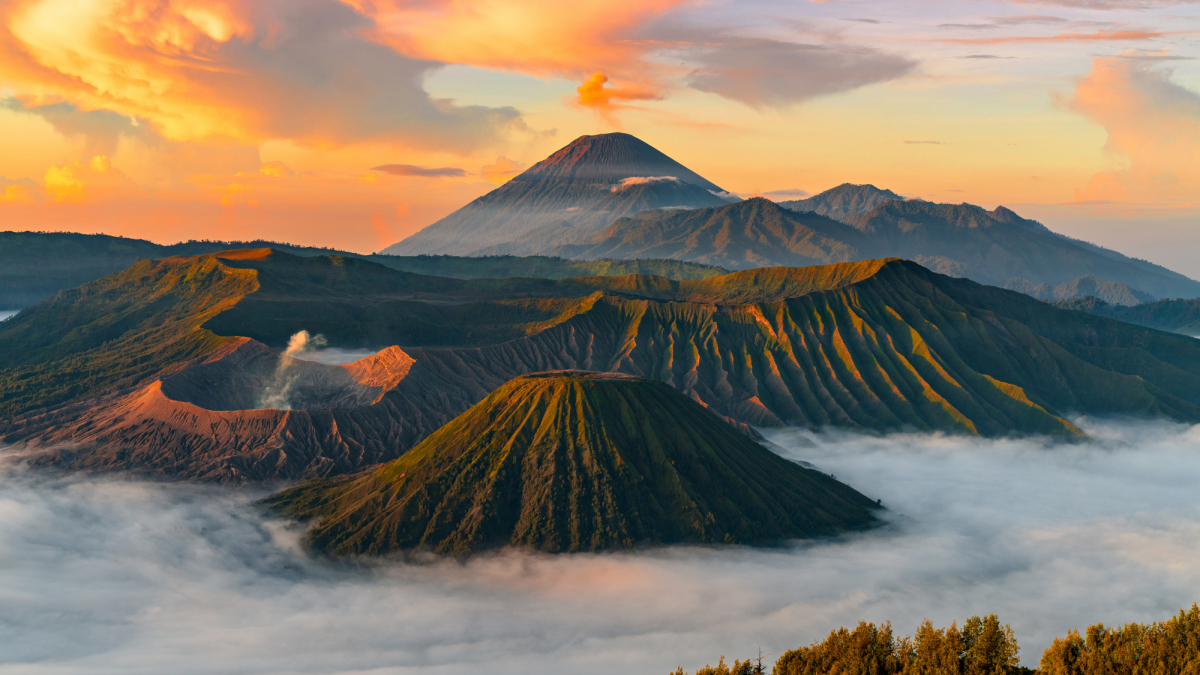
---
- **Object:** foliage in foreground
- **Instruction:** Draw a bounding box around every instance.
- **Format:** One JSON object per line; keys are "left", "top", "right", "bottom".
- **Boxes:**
{"left": 674, "top": 606, "right": 1200, "bottom": 675}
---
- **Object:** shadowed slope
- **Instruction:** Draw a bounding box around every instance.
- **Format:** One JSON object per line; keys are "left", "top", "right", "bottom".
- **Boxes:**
{"left": 265, "top": 371, "right": 881, "bottom": 556}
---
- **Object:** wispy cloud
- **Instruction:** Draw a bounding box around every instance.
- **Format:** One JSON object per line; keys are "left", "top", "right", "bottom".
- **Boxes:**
{"left": 372, "top": 164, "right": 469, "bottom": 178}
{"left": 936, "top": 28, "right": 1189, "bottom": 45}
{"left": 686, "top": 38, "right": 915, "bottom": 108}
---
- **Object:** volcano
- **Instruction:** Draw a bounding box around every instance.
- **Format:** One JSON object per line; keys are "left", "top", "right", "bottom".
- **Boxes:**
{"left": 264, "top": 371, "right": 881, "bottom": 556}
{"left": 382, "top": 133, "right": 734, "bottom": 257}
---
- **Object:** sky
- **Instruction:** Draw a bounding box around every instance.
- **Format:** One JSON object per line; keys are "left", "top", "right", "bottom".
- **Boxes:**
{"left": 0, "top": 0, "right": 1198, "bottom": 272}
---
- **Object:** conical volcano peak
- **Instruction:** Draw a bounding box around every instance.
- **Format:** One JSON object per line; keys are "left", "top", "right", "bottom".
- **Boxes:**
{"left": 517, "top": 132, "right": 724, "bottom": 191}
{"left": 264, "top": 370, "right": 881, "bottom": 556}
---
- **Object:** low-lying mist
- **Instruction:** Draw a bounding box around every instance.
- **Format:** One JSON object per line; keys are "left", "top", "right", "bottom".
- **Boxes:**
{"left": 2, "top": 419, "right": 1198, "bottom": 674}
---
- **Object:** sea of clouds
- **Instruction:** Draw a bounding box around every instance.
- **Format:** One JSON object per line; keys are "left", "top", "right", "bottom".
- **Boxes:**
{"left": 1, "top": 418, "right": 1198, "bottom": 674}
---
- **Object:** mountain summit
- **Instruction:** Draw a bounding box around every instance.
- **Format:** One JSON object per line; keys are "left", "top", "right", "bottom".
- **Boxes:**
{"left": 264, "top": 370, "right": 881, "bottom": 556}
{"left": 517, "top": 132, "right": 724, "bottom": 189}
{"left": 382, "top": 133, "right": 733, "bottom": 257}
{"left": 779, "top": 183, "right": 902, "bottom": 221}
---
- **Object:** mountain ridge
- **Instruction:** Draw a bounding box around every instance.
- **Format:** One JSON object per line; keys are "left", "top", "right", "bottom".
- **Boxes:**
{"left": 8, "top": 250, "right": 1200, "bottom": 481}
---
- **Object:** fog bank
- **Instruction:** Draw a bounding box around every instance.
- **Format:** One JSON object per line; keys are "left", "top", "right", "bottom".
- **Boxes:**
{"left": 1, "top": 419, "right": 1198, "bottom": 674}
{"left": 0, "top": 311, "right": 17, "bottom": 322}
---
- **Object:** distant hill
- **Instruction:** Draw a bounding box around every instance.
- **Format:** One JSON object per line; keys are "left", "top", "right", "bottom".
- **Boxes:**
{"left": 381, "top": 133, "right": 735, "bottom": 256}
{"left": 9, "top": 251, "right": 1200, "bottom": 481}
{"left": 0, "top": 231, "right": 726, "bottom": 309}
{"left": 264, "top": 371, "right": 881, "bottom": 556}
{"left": 779, "top": 183, "right": 902, "bottom": 221}
{"left": 573, "top": 195, "right": 1200, "bottom": 299}
{"left": 1056, "top": 296, "right": 1200, "bottom": 337}
{"left": 568, "top": 198, "right": 868, "bottom": 268}
{"left": 1005, "top": 275, "right": 1154, "bottom": 307}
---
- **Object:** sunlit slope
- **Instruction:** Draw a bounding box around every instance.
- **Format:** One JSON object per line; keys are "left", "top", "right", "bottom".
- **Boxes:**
{"left": 0, "top": 253, "right": 258, "bottom": 418}
{"left": 395, "top": 260, "right": 1200, "bottom": 437}
{"left": 266, "top": 372, "right": 880, "bottom": 556}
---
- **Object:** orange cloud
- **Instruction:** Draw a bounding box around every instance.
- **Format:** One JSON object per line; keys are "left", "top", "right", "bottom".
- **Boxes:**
{"left": 43, "top": 156, "right": 140, "bottom": 203}
{"left": 0, "top": 0, "right": 520, "bottom": 148}
{"left": 481, "top": 156, "right": 523, "bottom": 184}
{"left": 0, "top": 185, "right": 35, "bottom": 203}
{"left": 1069, "top": 56, "right": 1200, "bottom": 208}
{"left": 341, "top": 0, "right": 686, "bottom": 79}
{"left": 575, "top": 72, "right": 661, "bottom": 121}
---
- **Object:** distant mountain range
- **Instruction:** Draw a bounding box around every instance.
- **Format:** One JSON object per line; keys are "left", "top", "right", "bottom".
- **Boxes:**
{"left": 382, "top": 133, "right": 735, "bottom": 257}
{"left": 565, "top": 196, "right": 1200, "bottom": 301}
{"left": 7, "top": 250, "right": 1200, "bottom": 481}
{"left": 0, "top": 231, "right": 725, "bottom": 309}
{"left": 1005, "top": 275, "right": 1155, "bottom": 307}
{"left": 1057, "top": 296, "right": 1200, "bottom": 337}
{"left": 383, "top": 133, "right": 1200, "bottom": 302}
{"left": 265, "top": 371, "right": 881, "bottom": 555}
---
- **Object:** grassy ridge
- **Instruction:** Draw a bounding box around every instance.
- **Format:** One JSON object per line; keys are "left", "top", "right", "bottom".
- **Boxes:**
{"left": 0, "top": 254, "right": 257, "bottom": 417}
{"left": 0, "top": 231, "right": 726, "bottom": 309}
{"left": 265, "top": 372, "right": 881, "bottom": 556}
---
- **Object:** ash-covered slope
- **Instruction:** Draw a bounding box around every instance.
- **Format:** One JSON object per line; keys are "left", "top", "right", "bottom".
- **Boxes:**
{"left": 382, "top": 133, "right": 733, "bottom": 256}
{"left": 264, "top": 371, "right": 881, "bottom": 556}
{"left": 779, "top": 183, "right": 902, "bottom": 221}
{"left": 9, "top": 252, "right": 1200, "bottom": 482}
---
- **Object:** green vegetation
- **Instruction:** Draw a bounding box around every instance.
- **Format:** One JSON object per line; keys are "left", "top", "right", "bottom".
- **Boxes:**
{"left": 0, "top": 231, "right": 725, "bottom": 309}
{"left": 264, "top": 371, "right": 881, "bottom": 556}
{"left": 672, "top": 606, "right": 1200, "bottom": 675}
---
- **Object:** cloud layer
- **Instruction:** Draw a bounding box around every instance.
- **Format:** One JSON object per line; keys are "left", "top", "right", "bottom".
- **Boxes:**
{"left": 2, "top": 418, "right": 1199, "bottom": 674}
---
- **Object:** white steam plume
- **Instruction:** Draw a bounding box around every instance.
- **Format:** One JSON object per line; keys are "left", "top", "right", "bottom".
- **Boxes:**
{"left": 257, "top": 330, "right": 327, "bottom": 409}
